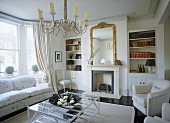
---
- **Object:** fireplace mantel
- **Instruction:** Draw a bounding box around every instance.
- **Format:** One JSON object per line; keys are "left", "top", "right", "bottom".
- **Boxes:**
{"left": 87, "top": 65, "right": 121, "bottom": 96}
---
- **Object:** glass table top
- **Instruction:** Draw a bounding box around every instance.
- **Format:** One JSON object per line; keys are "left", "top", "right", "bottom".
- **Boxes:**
{"left": 28, "top": 92, "right": 100, "bottom": 123}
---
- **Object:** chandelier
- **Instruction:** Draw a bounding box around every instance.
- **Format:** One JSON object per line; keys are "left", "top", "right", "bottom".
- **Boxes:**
{"left": 38, "top": 0, "right": 88, "bottom": 36}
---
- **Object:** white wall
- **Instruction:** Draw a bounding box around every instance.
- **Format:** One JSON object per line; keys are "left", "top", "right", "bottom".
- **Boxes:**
{"left": 164, "top": 17, "right": 170, "bottom": 80}
{"left": 52, "top": 32, "right": 65, "bottom": 71}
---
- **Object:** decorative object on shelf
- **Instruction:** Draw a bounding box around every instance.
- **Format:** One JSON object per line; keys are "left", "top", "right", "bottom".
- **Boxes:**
{"left": 49, "top": 93, "right": 81, "bottom": 107}
{"left": 32, "top": 64, "right": 39, "bottom": 73}
{"left": 142, "top": 64, "right": 145, "bottom": 73}
{"left": 75, "top": 54, "right": 81, "bottom": 59}
{"left": 115, "top": 60, "right": 122, "bottom": 65}
{"left": 55, "top": 51, "right": 62, "bottom": 62}
{"left": 67, "top": 60, "right": 74, "bottom": 70}
{"left": 101, "top": 59, "right": 105, "bottom": 64}
{"left": 145, "top": 59, "right": 155, "bottom": 73}
{"left": 68, "top": 53, "right": 73, "bottom": 59}
{"left": 5, "top": 66, "right": 14, "bottom": 75}
{"left": 75, "top": 65, "right": 81, "bottom": 71}
{"left": 38, "top": 0, "right": 88, "bottom": 36}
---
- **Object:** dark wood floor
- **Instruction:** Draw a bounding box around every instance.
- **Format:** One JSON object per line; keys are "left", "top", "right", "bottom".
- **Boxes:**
{"left": 0, "top": 89, "right": 146, "bottom": 123}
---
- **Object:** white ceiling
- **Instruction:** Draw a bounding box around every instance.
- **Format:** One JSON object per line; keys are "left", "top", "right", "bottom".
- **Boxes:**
{"left": 0, "top": 0, "right": 160, "bottom": 21}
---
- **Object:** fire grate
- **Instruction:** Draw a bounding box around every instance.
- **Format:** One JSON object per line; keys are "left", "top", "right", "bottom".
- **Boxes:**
{"left": 97, "top": 83, "right": 111, "bottom": 93}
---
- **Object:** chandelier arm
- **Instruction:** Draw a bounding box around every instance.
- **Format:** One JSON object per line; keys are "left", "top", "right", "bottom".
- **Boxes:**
{"left": 72, "top": 28, "right": 81, "bottom": 35}
{"left": 42, "top": 26, "right": 55, "bottom": 34}
{"left": 81, "top": 26, "right": 87, "bottom": 34}
{"left": 41, "top": 24, "right": 54, "bottom": 31}
{"left": 54, "top": 28, "right": 61, "bottom": 36}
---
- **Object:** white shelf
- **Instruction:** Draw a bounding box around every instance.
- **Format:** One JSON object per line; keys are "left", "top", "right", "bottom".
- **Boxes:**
{"left": 66, "top": 59, "right": 81, "bottom": 61}
{"left": 66, "top": 44, "right": 81, "bottom": 46}
{"left": 129, "top": 37, "right": 155, "bottom": 40}
{"left": 130, "top": 58, "right": 156, "bottom": 59}
{"left": 66, "top": 50, "right": 81, "bottom": 52}
{"left": 129, "top": 73, "right": 157, "bottom": 75}
{"left": 130, "top": 46, "right": 155, "bottom": 48}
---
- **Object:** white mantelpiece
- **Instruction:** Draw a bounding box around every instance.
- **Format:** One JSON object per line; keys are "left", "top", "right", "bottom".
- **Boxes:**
{"left": 87, "top": 65, "right": 120, "bottom": 96}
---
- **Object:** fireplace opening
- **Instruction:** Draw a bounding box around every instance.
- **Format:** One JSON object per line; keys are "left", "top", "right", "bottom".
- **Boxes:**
{"left": 92, "top": 70, "right": 114, "bottom": 94}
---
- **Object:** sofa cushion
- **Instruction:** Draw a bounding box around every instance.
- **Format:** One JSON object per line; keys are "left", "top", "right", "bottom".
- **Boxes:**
{"left": 0, "top": 91, "right": 30, "bottom": 107}
{"left": 20, "top": 87, "right": 52, "bottom": 96}
{"left": 0, "top": 79, "right": 14, "bottom": 94}
{"left": 12, "top": 76, "right": 36, "bottom": 90}
{"left": 133, "top": 94, "right": 147, "bottom": 108}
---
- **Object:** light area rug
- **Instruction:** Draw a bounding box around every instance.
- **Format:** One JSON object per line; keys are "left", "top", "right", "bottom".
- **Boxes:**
{"left": 1, "top": 102, "right": 134, "bottom": 123}
{"left": 82, "top": 91, "right": 121, "bottom": 99}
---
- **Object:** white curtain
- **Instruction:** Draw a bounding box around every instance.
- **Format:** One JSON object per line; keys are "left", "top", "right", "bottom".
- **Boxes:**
{"left": 33, "top": 23, "right": 58, "bottom": 93}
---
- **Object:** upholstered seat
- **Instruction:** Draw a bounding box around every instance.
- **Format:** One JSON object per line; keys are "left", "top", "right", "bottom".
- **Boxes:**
{"left": 144, "top": 103, "right": 170, "bottom": 123}
{"left": 132, "top": 79, "right": 170, "bottom": 116}
{"left": 55, "top": 69, "right": 71, "bottom": 92}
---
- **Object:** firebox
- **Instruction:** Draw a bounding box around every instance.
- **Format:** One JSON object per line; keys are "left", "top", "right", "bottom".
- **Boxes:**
{"left": 92, "top": 70, "right": 114, "bottom": 94}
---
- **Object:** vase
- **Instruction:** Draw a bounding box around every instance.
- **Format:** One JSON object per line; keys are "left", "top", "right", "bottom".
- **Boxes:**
{"left": 90, "top": 58, "right": 93, "bottom": 65}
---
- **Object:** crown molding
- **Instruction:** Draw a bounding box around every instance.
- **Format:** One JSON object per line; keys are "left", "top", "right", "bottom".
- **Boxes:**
{"left": 149, "top": 0, "right": 160, "bottom": 15}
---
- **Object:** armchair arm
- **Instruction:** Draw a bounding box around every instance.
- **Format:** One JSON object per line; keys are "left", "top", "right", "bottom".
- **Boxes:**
{"left": 144, "top": 116, "right": 169, "bottom": 123}
{"left": 162, "top": 103, "right": 170, "bottom": 122}
{"left": 147, "top": 89, "right": 170, "bottom": 116}
{"left": 132, "top": 82, "right": 153, "bottom": 94}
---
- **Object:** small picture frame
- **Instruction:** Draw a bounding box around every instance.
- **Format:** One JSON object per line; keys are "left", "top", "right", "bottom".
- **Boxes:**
{"left": 55, "top": 51, "right": 62, "bottom": 62}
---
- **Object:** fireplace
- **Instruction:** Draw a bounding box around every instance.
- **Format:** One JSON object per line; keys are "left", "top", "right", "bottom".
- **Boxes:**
{"left": 92, "top": 70, "right": 114, "bottom": 94}
{"left": 87, "top": 65, "right": 120, "bottom": 96}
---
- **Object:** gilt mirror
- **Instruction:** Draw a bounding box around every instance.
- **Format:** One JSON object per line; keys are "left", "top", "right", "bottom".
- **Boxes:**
{"left": 90, "top": 22, "right": 117, "bottom": 65}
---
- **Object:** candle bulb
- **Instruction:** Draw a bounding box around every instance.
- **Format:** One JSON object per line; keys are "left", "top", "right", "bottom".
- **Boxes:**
{"left": 51, "top": 21, "right": 54, "bottom": 27}
{"left": 84, "top": 11, "right": 88, "bottom": 20}
{"left": 74, "top": 4, "right": 78, "bottom": 16}
{"left": 38, "top": 9, "right": 43, "bottom": 18}
{"left": 50, "top": 2, "right": 55, "bottom": 13}
{"left": 79, "top": 20, "right": 82, "bottom": 27}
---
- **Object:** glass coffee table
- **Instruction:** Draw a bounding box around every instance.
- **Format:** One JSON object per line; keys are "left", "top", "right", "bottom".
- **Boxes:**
{"left": 27, "top": 92, "right": 100, "bottom": 123}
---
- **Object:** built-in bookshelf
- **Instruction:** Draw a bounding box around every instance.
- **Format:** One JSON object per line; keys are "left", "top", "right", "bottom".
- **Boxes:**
{"left": 65, "top": 37, "right": 82, "bottom": 71}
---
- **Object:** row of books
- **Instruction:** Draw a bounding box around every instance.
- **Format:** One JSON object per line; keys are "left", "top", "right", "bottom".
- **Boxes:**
{"left": 66, "top": 45, "right": 81, "bottom": 51}
{"left": 66, "top": 40, "right": 81, "bottom": 45}
{"left": 130, "top": 52, "right": 155, "bottom": 58}
{"left": 129, "top": 31, "right": 155, "bottom": 39}
{"left": 130, "top": 40, "right": 155, "bottom": 47}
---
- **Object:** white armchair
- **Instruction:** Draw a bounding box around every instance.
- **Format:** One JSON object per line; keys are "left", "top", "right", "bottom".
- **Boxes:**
{"left": 132, "top": 79, "right": 170, "bottom": 116}
{"left": 144, "top": 103, "right": 170, "bottom": 123}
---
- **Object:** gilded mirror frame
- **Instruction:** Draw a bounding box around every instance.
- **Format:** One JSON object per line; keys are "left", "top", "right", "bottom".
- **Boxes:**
{"left": 90, "top": 22, "right": 117, "bottom": 65}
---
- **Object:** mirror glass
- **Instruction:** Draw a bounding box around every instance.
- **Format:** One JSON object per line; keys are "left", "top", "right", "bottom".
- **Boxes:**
{"left": 90, "top": 22, "right": 117, "bottom": 65}
{"left": 93, "top": 27, "right": 113, "bottom": 64}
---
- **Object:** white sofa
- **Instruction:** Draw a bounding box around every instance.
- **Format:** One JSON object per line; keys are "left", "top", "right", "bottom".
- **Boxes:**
{"left": 144, "top": 103, "right": 170, "bottom": 123}
{"left": 0, "top": 75, "right": 53, "bottom": 118}
{"left": 132, "top": 79, "right": 170, "bottom": 116}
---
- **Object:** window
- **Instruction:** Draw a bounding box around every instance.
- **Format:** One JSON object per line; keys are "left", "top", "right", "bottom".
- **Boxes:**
{"left": 26, "top": 27, "right": 38, "bottom": 74}
{"left": 0, "top": 21, "right": 18, "bottom": 75}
